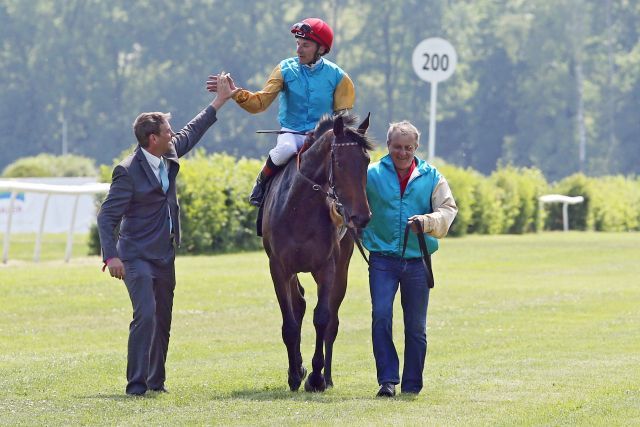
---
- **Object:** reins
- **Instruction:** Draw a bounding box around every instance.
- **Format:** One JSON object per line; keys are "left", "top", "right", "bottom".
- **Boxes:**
{"left": 401, "top": 218, "right": 435, "bottom": 288}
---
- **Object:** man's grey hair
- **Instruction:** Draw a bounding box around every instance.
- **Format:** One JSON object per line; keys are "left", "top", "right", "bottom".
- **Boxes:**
{"left": 386, "top": 120, "right": 420, "bottom": 145}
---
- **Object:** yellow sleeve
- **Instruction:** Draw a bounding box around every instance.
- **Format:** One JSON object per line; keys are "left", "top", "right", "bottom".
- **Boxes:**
{"left": 232, "top": 65, "right": 283, "bottom": 114}
{"left": 333, "top": 73, "right": 355, "bottom": 111}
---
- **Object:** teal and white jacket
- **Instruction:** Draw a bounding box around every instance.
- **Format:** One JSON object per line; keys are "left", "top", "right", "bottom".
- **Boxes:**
{"left": 363, "top": 154, "right": 457, "bottom": 258}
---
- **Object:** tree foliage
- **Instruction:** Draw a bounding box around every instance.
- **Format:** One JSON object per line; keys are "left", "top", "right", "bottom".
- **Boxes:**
{"left": 1, "top": 0, "right": 638, "bottom": 180}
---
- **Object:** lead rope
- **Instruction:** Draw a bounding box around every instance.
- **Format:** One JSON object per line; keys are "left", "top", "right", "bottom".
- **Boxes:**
{"left": 402, "top": 218, "right": 435, "bottom": 288}
{"left": 349, "top": 228, "right": 370, "bottom": 265}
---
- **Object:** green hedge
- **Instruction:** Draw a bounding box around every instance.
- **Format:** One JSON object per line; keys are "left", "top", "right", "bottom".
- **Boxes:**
{"left": 548, "top": 173, "right": 640, "bottom": 231}
{"left": 437, "top": 163, "right": 477, "bottom": 236}
{"left": 89, "top": 150, "right": 263, "bottom": 256}
{"left": 491, "top": 165, "right": 548, "bottom": 234}
{"left": 2, "top": 153, "right": 97, "bottom": 177}
{"left": 88, "top": 152, "right": 640, "bottom": 256}
{"left": 177, "top": 151, "right": 262, "bottom": 253}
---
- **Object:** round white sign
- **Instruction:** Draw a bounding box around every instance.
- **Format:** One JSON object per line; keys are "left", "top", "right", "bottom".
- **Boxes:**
{"left": 412, "top": 38, "right": 457, "bottom": 83}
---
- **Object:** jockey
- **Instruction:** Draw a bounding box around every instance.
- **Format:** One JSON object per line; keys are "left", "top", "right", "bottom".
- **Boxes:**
{"left": 207, "top": 18, "right": 355, "bottom": 206}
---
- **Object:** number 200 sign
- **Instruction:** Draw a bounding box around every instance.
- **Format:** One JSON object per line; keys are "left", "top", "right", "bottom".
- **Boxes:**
{"left": 412, "top": 38, "right": 457, "bottom": 161}
{"left": 412, "top": 37, "right": 457, "bottom": 83}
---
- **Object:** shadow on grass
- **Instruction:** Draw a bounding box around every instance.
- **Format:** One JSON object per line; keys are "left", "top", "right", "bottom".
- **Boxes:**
{"left": 79, "top": 392, "right": 166, "bottom": 400}
{"left": 229, "top": 388, "right": 335, "bottom": 402}
{"left": 78, "top": 387, "right": 423, "bottom": 402}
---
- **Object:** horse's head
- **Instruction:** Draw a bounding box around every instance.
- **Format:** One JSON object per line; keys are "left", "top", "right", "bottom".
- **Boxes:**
{"left": 327, "top": 113, "right": 373, "bottom": 230}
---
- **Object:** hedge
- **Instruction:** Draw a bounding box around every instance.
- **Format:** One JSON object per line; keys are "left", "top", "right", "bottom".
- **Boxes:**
{"left": 2, "top": 153, "right": 97, "bottom": 177}
{"left": 89, "top": 151, "right": 262, "bottom": 256}
{"left": 88, "top": 152, "right": 640, "bottom": 256}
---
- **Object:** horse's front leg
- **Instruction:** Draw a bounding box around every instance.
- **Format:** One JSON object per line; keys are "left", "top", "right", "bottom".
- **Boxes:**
{"left": 325, "top": 236, "right": 354, "bottom": 388}
{"left": 305, "top": 263, "right": 336, "bottom": 392}
{"left": 269, "top": 260, "right": 306, "bottom": 391}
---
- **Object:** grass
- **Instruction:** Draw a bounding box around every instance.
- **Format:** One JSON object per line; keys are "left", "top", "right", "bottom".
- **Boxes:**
{"left": 1, "top": 233, "right": 92, "bottom": 263}
{"left": 1, "top": 232, "right": 639, "bottom": 425}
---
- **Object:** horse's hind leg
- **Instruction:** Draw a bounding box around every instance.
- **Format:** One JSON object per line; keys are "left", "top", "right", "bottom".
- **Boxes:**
{"left": 325, "top": 237, "right": 354, "bottom": 388}
{"left": 269, "top": 261, "right": 305, "bottom": 391}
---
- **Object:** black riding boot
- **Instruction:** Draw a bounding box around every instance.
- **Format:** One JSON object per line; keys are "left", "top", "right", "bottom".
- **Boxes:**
{"left": 249, "top": 172, "right": 268, "bottom": 207}
{"left": 249, "top": 156, "right": 282, "bottom": 207}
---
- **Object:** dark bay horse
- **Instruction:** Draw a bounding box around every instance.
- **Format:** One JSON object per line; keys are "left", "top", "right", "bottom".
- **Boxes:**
{"left": 261, "top": 113, "right": 373, "bottom": 392}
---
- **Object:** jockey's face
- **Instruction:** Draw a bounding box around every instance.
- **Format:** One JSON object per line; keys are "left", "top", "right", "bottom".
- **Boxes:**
{"left": 296, "top": 38, "right": 324, "bottom": 65}
{"left": 388, "top": 133, "right": 418, "bottom": 174}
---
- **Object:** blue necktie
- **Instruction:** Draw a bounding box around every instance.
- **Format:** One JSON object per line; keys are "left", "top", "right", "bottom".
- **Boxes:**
{"left": 159, "top": 159, "right": 172, "bottom": 233}
{"left": 159, "top": 159, "right": 169, "bottom": 193}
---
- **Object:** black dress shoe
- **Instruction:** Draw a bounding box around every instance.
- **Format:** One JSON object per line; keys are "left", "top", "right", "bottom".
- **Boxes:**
{"left": 376, "top": 383, "right": 396, "bottom": 397}
{"left": 150, "top": 386, "right": 168, "bottom": 393}
{"left": 126, "top": 390, "right": 146, "bottom": 397}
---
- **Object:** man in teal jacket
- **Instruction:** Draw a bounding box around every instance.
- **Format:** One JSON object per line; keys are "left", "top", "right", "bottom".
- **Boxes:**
{"left": 362, "top": 120, "right": 457, "bottom": 397}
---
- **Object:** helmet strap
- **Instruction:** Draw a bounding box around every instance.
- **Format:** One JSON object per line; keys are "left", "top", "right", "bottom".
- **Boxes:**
{"left": 312, "top": 44, "right": 325, "bottom": 63}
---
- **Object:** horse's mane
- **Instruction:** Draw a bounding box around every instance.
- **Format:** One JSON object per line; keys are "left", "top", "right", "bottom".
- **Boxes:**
{"left": 308, "top": 113, "right": 374, "bottom": 151}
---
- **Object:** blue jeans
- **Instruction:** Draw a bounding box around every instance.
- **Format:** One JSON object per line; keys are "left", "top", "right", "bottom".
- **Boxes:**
{"left": 369, "top": 252, "right": 431, "bottom": 393}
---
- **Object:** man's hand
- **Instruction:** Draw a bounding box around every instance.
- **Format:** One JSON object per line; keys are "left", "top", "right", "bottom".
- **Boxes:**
{"left": 209, "top": 72, "right": 239, "bottom": 110}
{"left": 106, "top": 257, "right": 125, "bottom": 280}
{"left": 206, "top": 72, "right": 239, "bottom": 95}
{"left": 407, "top": 215, "right": 431, "bottom": 234}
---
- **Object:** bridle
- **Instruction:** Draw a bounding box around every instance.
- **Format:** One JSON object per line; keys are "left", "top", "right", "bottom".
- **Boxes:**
{"left": 296, "top": 137, "right": 370, "bottom": 264}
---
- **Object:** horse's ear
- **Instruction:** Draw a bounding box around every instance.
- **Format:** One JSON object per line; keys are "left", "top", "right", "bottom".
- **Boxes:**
{"left": 333, "top": 115, "right": 344, "bottom": 137}
{"left": 357, "top": 112, "right": 371, "bottom": 135}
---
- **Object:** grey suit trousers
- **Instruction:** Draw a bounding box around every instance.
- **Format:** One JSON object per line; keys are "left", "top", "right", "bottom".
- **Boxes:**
{"left": 123, "top": 246, "right": 175, "bottom": 395}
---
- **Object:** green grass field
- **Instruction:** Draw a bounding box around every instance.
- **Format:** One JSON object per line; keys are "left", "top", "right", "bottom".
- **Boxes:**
{"left": 1, "top": 232, "right": 639, "bottom": 426}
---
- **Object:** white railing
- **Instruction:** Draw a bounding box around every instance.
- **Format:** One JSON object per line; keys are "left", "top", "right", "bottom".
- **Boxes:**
{"left": 1, "top": 180, "right": 110, "bottom": 263}
{"left": 538, "top": 194, "right": 585, "bottom": 232}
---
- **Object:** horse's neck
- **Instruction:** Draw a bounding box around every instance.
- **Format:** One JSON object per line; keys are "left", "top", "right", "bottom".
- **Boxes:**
{"left": 299, "top": 134, "right": 331, "bottom": 185}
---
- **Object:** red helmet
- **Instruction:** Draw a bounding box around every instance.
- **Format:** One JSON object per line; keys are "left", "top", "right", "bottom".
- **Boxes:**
{"left": 290, "top": 18, "right": 334, "bottom": 53}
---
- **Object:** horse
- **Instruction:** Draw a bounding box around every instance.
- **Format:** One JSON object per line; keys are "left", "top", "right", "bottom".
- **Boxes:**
{"left": 261, "top": 112, "right": 373, "bottom": 392}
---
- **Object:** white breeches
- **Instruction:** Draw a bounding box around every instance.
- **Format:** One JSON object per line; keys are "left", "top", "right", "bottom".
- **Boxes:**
{"left": 269, "top": 127, "right": 307, "bottom": 166}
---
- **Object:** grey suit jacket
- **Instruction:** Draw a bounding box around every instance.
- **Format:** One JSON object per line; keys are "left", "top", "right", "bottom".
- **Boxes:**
{"left": 97, "top": 105, "right": 217, "bottom": 262}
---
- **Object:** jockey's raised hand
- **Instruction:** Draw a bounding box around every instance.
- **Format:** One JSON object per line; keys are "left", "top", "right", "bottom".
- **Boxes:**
{"left": 206, "top": 72, "right": 239, "bottom": 96}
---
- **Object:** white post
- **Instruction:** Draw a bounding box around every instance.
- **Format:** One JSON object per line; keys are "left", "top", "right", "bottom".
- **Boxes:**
{"left": 562, "top": 202, "right": 569, "bottom": 232}
{"left": 428, "top": 81, "right": 438, "bottom": 161}
{"left": 3, "top": 191, "right": 17, "bottom": 263}
{"left": 65, "top": 195, "right": 80, "bottom": 262}
{"left": 34, "top": 193, "right": 51, "bottom": 262}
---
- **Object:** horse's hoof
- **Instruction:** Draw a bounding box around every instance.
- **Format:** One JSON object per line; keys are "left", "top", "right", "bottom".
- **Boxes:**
{"left": 304, "top": 372, "right": 326, "bottom": 392}
{"left": 288, "top": 366, "right": 307, "bottom": 391}
{"left": 289, "top": 379, "right": 301, "bottom": 391}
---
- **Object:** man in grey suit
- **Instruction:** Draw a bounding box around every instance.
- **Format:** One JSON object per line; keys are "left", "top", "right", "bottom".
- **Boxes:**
{"left": 97, "top": 72, "right": 235, "bottom": 396}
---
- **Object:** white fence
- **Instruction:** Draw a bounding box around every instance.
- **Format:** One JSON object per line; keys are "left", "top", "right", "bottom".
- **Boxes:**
{"left": 538, "top": 194, "right": 585, "bottom": 232}
{"left": 0, "top": 178, "right": 110, "bottom": 263}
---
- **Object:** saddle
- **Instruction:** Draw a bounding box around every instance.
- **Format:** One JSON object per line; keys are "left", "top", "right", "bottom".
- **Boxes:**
{"left": 255, "top": 178, "right": 274, "bottom": 237}
{"left": 255, "top": 181, "right": 345, "bottom": 238}
{"left": 255, "top": 136, "right": 316, "bottom": 237}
